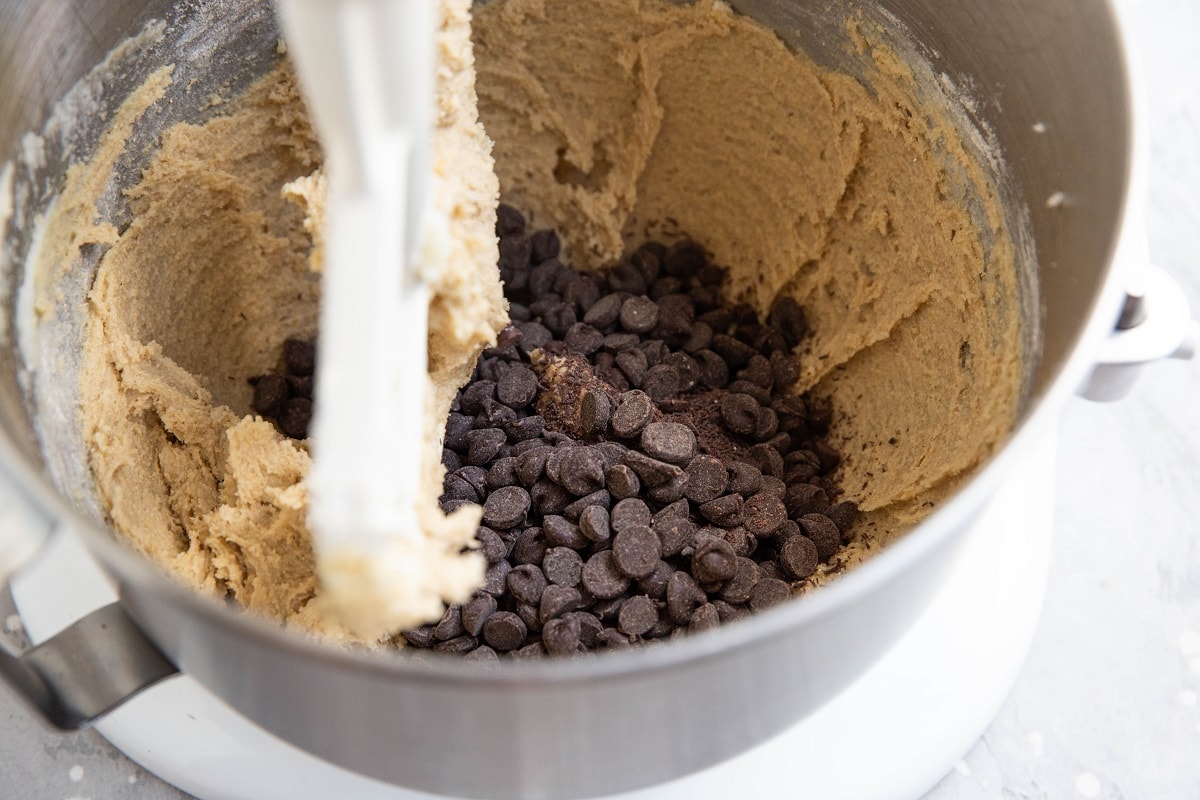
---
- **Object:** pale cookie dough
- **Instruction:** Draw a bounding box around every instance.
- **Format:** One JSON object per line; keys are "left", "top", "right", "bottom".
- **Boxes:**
{"left": 472, "top": 0, "right": 1021, "bottom": 579}
{"left": 76, "top": 0, "right": 505, "bottom": 642}
{"left": 64, "top": 0, "right": 1021, "bottom": 642}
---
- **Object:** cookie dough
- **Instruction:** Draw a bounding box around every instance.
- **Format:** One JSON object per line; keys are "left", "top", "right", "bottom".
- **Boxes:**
{"left": 57, "top": 0, "right": 1019, "bottom": 642}
{"left": 472, "top": 0, "right": 1021, "bottom": 576}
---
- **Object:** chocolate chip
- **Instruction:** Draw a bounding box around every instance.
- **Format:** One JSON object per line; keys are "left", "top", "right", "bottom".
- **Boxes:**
{"left": 694, "top": 349, "right": 730, "bottom": 388}
{"left": 689, "top": 603, "right": 720, "bottom": 634}
{"left": 529, "top": 228, "right": 560, "bottom": 264}
{"left": 610, "top": 390, "right": 654, "bottom": 438}
{"left": 462, "top": 592, "right": 498, "bottom": 636}
{"left": 666, "top": 571, "right": 707, "bottom": 625}
{"left": 684, "top": 455, "right": 728, "bottom": 503}
{"left": 749, "top": 577, "right": 791, "bottom": 612}
{"left": 611, "top": 497, "right": 652, "bottom": 532}
{"left": 496, "top": 203, "right": 526, "bottom": 238}
{"left": 252, "top": 374, "right": 289, "bottom": 416}
{"left": 640, "top": 422, "right": 697, "bottom": 465}
{"left": 769, "top": 296, "right": 808, "bottom": 346}
{"left": 779, "top": 534, "right": 819, "bottom": 580}
{"left": 800, "top": 514, "right": 842, "bottom": 562}
{"left": 507, "top": 564, "right": 549, "bottom": 605}
{"left": 642, "top": 364, "right": 680, "bottom": 403}
{"left": 565, "top": 323, "right": 604, "bottom": 356}
{"left": 646, "top": 472, "right": 688, "bottom": 504}
{"left": 785, "top": 484, "right": 830, "bottom": 518}
{"left": 515, "top": 447, "right": 551, "bottom": 486}
{"left": 719, "top": 393, "right": 760, "bottom": 436}
{"left": 402, "top": 625, "right": 436, "bottom": 648}
{"left": 583, "top": 293, "right": 624, "bottom": 328}
{"left": 433, "top": 605, "right": 465, "bottom": 641}
{"left": 283, "top": 337, "right": 316, "bottom": 376}
{"left": 606, "top": 464, "right": 641, "bottom": 499}
{"left": 482, "top": 560, "right": 512, "bottom": 596}
{"left": 612, "top": 525, "right": 661, "bottom": 578}
{"left": 712, "top": 334, "right": 755, "bottom": 369}
{"left": 485, "top": 457, "right": 519, "bottom": 489}
{"left": 725, "top": 462, "right": 763, "bottom": 496}
{"left": 825, "top": 500, "right": 858, "bottom": 540}
{"left": 718, "top": 557, "right": 760, "bottom": 604}
{"left": 483, "top": 611, "right": 527, "bottom": 651}
{"left": 748, "top": 443, "right": 785, "bottom": 479}
{"left": 542, "top": 616, "right": 584, "bottom": 657}
{"left": 663, "top": 351, "right": 699, "bottom": 392}
{"left": 608, "top": 260, "right": 648, "bottom": 295}
{"left": 615, "top": 348, "right": 648, "bottom": 388}
{"left": 581, "top": 551, "right": 631, "bottom": 599}
{"left": 543, "top": 547, "right": 584, "bottom": 587}
{"left": 682, "top": 322, "right": 714, "bottom": 354}
{"left": 624, "top": 451, "right": 684, "bottom": 488}
{"left": 510, "top": 527, "right": 547, "bottom": 566}
{"left": 692, "top": 534, "right": 738, "bottom": 583}
{"left": 654, "top": 515, "right": 696, "bottom": 558}
{"left": 811, "top": 438, "right": 842, "bottom": 474}
{"left": 563, "top": 489, "right": 610, "bottom": 521}
{"left": 554, "top": 446, "right": 606, "bottom": 497}
{"left": 542, "top": 515, "right": 589, "bottom": 549}
{"left": 699, "top": 493, "right": 744, "bottom": 528}
{"left": 617, "top": 595, "right": 659, "bottom": 636}
{"left": 277, "top": 397, "right": 312, "bottom": 439}
{"left": 481, "top": 485, "right": 530, "bottom": 529}
{"left": 540, "top": 584, "right": 582, "bottom": 623}
{"left": 579, "top": 504, "right": 612, "bottom": 543}
{"left": 516, "top": 321, "right": 553, "bottom": 356}
{"left": 466, "top": 427, "right": 506, "bottom": 466}
{"left": 619, "top": 296, "right": 660, "bottom": 334}
{"left": 743, "top": 492, "right": 788, "bottom": 537}
{"left": 434, "top": 635, "right": 479, "bottom": 655}
{"left": 475, "top": 527, "right": 508, "bottom": 563}
{"left": 663, "top": 239, "right": 706, "bottom": 278}
{"left": 464, "top": 645, "right": 499, "bottom": 663}
{"left": 497, "top": 364, "right": 538, "bottom": 408}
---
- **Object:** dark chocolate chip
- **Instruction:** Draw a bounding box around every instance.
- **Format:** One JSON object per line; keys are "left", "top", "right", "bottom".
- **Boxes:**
{"left": 540, "top": 584, "right": 582, "bottom": 622}
{"left": 542, "top": 616, "right": 584, "bottom": 657}
{"left": 543, "top": 547, "right": 584, "bottom": 587}
{"left": 666, "top": 571, "right": 707, "bottom": 625}
{"left": 283, "top": 337, "right": 316, "bottom": 376}
{"left": 606, "top": 464, "right": 641, "bottom": 500}
{"left": 825, "top": 500, "right": 858, "bottom": 540}
{"left": 511, "top": 527, "right": 548, "bottom": 566}
{"left": 640, "top": 422, "right": 697, "bottom": 465}
{"left": 642, "top": 364, "right": 680, "bottom": 403}
{"left": 542, "top": 515, "right": 589, "bottom": 549}
{"left": 663, "top": 239, "right": 706, "bottom": 278}
{"left": 617, "top": 595, "right": 659, "bottom": 636}
{"left": 481, "top": 485, "right": 531, "bottom": 529}
{"left": 769, "top": 296, "right": 808, "bottom": 346}
{"left": 466, "top": 427, "right": 507, "bottom": 466}
{"left": 743, "top": 492, "right": 788, "bottom": 537}
{"left": 611, "top": 497, "right": 652, "bottom": 532}
{"left": 506, "top": 564, "right": 548, "bottom": 605}
{"left": 529, "top": 228, "right": 561, "bottom": 264}
{"left": 654, "top": 515, "right": 696, "bottom": 558}
{"left": 692, "top": 534, "right": 738, "bottom": 583}
{"left": 784, "top": 483, "right": 830, "bottom": 518}
{"left": 689, "top": 603, "right": 720, "bottom": 634}
{"left": 698, "top": 493, "right": 744, "bottom": 528}
{"left": 684, "top": 455, "right": 728, "bottom": 503}
{"left": 718, "top": 557, "right": 760, "bottom": 604}
{"left": 612, "top": 525, "right": 662, "bottom": 578}
{"left": 779, "top": 534, "right": 819, "bottom": 580}
{"left": 555, "top": 446, "right": 607, "bottom": 496}
{"left": 800, "top": 514, "right": 842, "bottom": 562}
{"left": 749, "top": 577, "right": 791, "bottom": 612}
{"left": 564, "top": 323, "right": 604, "bottom": 356}
{"left": 720, "top": 393, "right": 760, "bottom": 436}
{"left": 483, "top": 611, "right": 527, "bottom": 651}
{"left": 277, "top": 397, "right": 312, "bottom": 439}
{"left": 462, "top": 592, "right": 498, "bottom": 636}
{"left": 581, "top": 551, "right": 631, "bottom": 600}
{"left": 694, "top": 349, "right": 730, "bottom": 388}
{"left": 252, "top": 374, "right": 289, "bottom": 416}
{"left": 496, "top": 204, "right": 526, "bottom": 238}
{"left": 579, "top": 504, "right": 612, "bottom": 543}
{"left": 624, "top": 451, "right": 684, "bottom": 488}
{"left": 610, "top": 390, "right": 654, "bottom": 438}
{"left": 497, "top": 364, "right": 538, "bottom": 409}
{"left": 619, "top": 296, "right": 660, "bottom": 334}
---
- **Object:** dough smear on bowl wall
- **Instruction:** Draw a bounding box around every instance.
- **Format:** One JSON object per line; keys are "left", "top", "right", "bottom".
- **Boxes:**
{"left": 36, "top": 0, "right": 1021, "bottom": 646}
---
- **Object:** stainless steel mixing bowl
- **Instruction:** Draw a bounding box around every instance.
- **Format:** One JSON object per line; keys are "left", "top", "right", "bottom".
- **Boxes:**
{"left": 0, "top": 1, "right": 1140, "bottom": 797}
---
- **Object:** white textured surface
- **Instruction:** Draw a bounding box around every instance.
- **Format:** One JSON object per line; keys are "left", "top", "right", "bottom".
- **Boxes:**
{"left": 2, "top": 0, "right": 1199, "bottom": 797}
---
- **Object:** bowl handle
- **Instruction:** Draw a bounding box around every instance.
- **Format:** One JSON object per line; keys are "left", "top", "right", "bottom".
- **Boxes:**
{"left": 1078, "top": 262, "right": 1198, "bottom": 402}
{"left": 0, "top": 467, "right": 177, "bottom": 729}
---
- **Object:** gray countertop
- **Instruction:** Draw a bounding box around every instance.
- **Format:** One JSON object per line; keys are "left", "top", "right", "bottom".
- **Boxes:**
{"left": 2, "top": 0, "right": 1198, "bottom": 797}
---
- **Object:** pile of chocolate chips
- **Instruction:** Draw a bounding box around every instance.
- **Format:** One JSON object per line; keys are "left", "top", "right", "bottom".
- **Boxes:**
{"left": 415, "top": 205, "right": 857, "bottom": 660}
{"left": 250, "top": 337, "right": 317, "bottom": 439}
